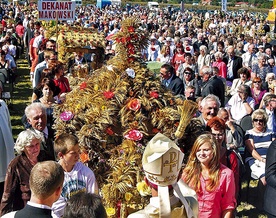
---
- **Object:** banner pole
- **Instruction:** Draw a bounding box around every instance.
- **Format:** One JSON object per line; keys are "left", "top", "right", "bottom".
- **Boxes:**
{"left": 56, "top": 10, "right": 58, "bottom": 60}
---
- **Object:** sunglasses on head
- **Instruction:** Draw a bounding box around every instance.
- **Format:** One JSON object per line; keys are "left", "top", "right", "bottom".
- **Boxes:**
{"left": 253, "top": 118, "right": 264, "bottom": 123}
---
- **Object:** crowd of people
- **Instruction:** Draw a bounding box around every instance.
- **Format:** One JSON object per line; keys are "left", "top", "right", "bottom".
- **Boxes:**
{"left": 0, "top": 1, "right": 276, "bottom": 218}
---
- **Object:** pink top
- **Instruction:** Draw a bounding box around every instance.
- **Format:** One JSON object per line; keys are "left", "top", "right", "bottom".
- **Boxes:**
{"left": 15, "top": 24, "right": 24, "bottom": 37}
{"left": 212, "top": 60, "right": 227, "bottom": 79}
{"left": 172, "top": 53, "right": 185, "bottom": 71}
{"left": 197, "top": 164, "right": 236, "bottom": 218}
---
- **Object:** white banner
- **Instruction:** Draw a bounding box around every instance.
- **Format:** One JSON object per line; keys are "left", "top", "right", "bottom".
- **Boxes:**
{"left": 221, "top": 0, "right": 227, "bottom": 11}
{"left": 38, "top": 1, "right": 76, "bottom": 21}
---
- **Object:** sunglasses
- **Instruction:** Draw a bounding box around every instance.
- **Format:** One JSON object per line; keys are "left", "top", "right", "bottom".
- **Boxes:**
{"left": 253, "top": 81, "right": 261, "bottom": 83}
{"left": 253, "top": 119, "right": 264, "bottom": 123}
{"left": 184, "top": 72, "right": 192, "bottom": 75}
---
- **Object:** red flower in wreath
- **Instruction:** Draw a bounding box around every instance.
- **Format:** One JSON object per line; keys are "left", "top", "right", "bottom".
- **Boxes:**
{"left": 106, "top": 127, "right": 114, "bottom": 135}
{"left": 80, "top": 82, "right": 87, "bottom": 90}
{"left": 150, "top": 91, "right": 159, "bottom": 99}
{"left": 121, "top": 37, "right": 127, "bottom": 44}
{"left": 128, "top": 57, "right": 135, "bottom": 62}
{"left": 133, "top": 34, "right": 139, "bottom": 40}
{"left": 103, "top": 91, "right": 114, "bottom": 99}
{"left": 126, "top": 36, "right": 132, "bottom": 42}
{"left": 127, "top": 99, "right": 141, "bottom": 111}
{"left": 152, "top": 128, "right": 160, "bottom": 134}
{"left": 127, "top": 44, "right": 134, "bottom": 50}
{"left": 115, "top": 37, "right": 121, "bottom": 43}
{"left": 124, "top": 129, "right": 143, "bottom": 141}
{"left": 128, "top": 26, "right": 135, "bottom": 32}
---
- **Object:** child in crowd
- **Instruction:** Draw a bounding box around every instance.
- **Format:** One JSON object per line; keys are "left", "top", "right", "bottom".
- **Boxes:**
{"left": 51, "top": 133, "right": 99, "bottom": 218}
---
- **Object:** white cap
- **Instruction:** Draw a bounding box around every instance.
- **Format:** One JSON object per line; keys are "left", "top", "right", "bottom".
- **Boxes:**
{"left": 142, "top": 133, "right": 184, "bottom": 187}
{"left": 142, "top": 133, "right": 197, "bottom": 218}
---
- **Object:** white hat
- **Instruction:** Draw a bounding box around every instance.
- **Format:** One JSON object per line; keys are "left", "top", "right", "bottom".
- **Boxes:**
{"left": 165, "top": 37, "right": 172, "bottom": 42}
{"left": 143, "top": 133, "right": 184, "bottom": 187}
{"left": 150, "top": 36, "right": 156, "bottom": 40}
{"left": 142, "top": 133, "right": 195, "bottom": 217}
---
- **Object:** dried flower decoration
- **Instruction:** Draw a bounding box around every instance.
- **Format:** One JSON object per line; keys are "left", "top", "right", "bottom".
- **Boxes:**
{"left": 137, "top": 181, "right": 151, "bottom": 196}
{"left": 103, "top": 91, "right": 114, "bottom": 99}
{"left": 150, "top": 91, "right": 159, "bottom": 99}
{"left": 106, "top": 127, "right": 114, "bottom": 135}
{"left": 60, "top": 111, "right": 74, "bottom": 121}
{"left": 127, "top": 99, "right": 141, "bottom": 111}
{"left": 106, "top": 207, "right": 116, "bottom": 216}
{"left": 80, "top": 82, "right": 87, "bottom": 90}
{"left": 124, "top": 130, "right": 143, "bottom": 141}
{"left": 126, "top": 68, "right": 135, "bottom": 78}
{"left": 125, "top": 192, "right": 133, "bottom": 202}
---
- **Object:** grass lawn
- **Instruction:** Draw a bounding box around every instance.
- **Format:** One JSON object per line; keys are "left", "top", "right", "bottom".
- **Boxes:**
{"left": 10, "top": 58, "right": 268, "bottom": 218}
{"left": 9, "top": 58, "right": 32, "bottom": 139}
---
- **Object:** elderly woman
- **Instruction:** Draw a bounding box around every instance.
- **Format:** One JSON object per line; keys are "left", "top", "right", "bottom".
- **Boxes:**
{"left": 262, "top": 72, "right": 276, "bottom": 93}
{"left": 0, "top": 130, "right": 52, "bottom": 216}
{"left": 251, "top": 54, "right": 272, "bottom": 81}
{"left": 245, "top": 109, "right": 275, "bottom": 185}
{"left": 197, "top": 45, "right": 211, "bottom": 72}
{"left": 212, "top": 51, "right": 227, "bottom": 79}
{"left": 229, "top": 67, "right": 252, "bottom": 96}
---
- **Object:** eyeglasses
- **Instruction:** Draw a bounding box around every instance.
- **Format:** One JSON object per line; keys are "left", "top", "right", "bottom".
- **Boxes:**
{"left": 253, "top": 119, "right": 264, "bottom": 123}
{"left": 184, "top": 72, "right": 192, "bottom": 75}
{"left": 253, "top": 81, "right": 261, "bottom": 83}
{"left": 212, "top": 133, "right": 224, "bottom": 139}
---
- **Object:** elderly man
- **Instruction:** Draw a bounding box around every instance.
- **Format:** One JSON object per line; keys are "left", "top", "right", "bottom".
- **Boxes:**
{"left": 225, "top": 84, "right": 255, "bottom": 124}
{"left": 195, "top": 94, "right": 221, "bottom": 127}
{"left": 200, "top": 66, "right": 225, "bottom": 106}
{"left": 25, "top": 102, "right": 55, "bottom": 160}
{"left": 127, "top": 133, "right": 198, "bottom": 218}
{"left": 242, "top": 44, "right": 257, "bottom": 69}
{"left": 160, "top": 63, "right": 184, "bottom": 95}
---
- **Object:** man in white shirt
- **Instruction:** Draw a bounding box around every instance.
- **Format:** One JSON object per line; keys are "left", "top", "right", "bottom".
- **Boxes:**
{"left": 242, "top": 44, "right": 257, "bottom": 69}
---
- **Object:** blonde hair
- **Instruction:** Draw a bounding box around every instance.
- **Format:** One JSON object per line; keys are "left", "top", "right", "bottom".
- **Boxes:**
{"left": 182, "top": 134, "right": 220, "bottom": 192}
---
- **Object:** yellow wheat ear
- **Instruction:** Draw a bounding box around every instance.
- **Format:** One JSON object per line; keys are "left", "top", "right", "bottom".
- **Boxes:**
{"left": 175, "top": 100, "right": 198, "bottom": 139}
